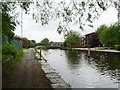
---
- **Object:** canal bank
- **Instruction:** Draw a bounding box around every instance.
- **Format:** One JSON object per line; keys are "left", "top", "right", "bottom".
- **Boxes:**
{"left": 60, "top": 47, "right": 120, "bottom": 53}
{"left": 35, "top": 48, "right": 72, "bottom": 88}
{"left": 40, "top": 60, "right": 72, "bottom": 88}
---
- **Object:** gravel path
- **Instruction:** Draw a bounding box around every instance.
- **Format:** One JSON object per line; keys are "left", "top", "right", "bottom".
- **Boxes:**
{"left": 3, "top": 48, "right": 52, "bottom": 88}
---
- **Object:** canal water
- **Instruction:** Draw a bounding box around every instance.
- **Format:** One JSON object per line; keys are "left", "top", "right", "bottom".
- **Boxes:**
{"left": 40, "top": 49, "right": 120, "bottom": 88}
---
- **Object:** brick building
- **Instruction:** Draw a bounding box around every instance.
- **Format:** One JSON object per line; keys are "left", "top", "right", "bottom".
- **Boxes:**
{"left": 85, "top": 32, "right": 102, "bottom": 47}
{"left": 14, "top": 37, "right": 30, "bottom": 48}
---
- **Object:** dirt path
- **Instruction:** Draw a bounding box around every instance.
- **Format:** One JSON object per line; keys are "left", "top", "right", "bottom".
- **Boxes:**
{"left": 3, "top": 48, "right": 52, "bottom": 88}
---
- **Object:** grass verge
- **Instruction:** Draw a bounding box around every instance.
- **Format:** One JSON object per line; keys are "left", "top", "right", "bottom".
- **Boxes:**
{"left": 34, "top": 48, "right": 47, "bottom": 62}
{"left": 2, "top": 48, "right": 26, "bottom": 77}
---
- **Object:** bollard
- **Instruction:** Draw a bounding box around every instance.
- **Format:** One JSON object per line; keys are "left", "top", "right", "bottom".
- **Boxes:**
{"left": 88, "top": 48, "right": 90, "bottom": 58}
{"left": 40, "top": 49, "right": 42, "bottom": 60}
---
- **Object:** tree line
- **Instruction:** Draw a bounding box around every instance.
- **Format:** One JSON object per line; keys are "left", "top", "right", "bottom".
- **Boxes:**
{"left": 1, "top": 0, "right": 119, "bottom": 42}
{"left": 62, "top": 23, "right": 120, "bottom": 50}
{"left": 96, "top": 23, "right": 120, "bottom": 50}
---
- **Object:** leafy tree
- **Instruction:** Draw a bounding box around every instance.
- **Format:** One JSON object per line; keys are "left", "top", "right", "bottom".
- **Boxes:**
{"left": 23, "top": 37, "right": 28, "bottom": 41}
{"left": 64, "top": 30, "right": 81, "bottom": 47}
{"left": 97, "top": 25, "right": 108, "bottom": 35}
{"left": 2, "top": 1, "right": 31, "bottom": 41}
{"left": 96, "top": 25, "right": 108, "bottom": 46}
{"left": 1, "top": 0, "right": 119, "bottom": 41}
{"left": 49, "top": 41, "right": 53, "bottom": 44}
{"left": 96, "top": 23, "right": 120, "bottom": 47}
{"left": 31, "top": 40, "right": 36, "bottom": 43}
{"left": 29, "top": 40, "right": 36, "bottom": 47}
{"left": 109, "top": 24, "right": 120, "bottom": 45}
{"left": 2, "top": 3, "right": 16, "bottom": 38}
{"left": 40, "top": 38, "right": 49, "bottom": 45}
{"left": 32, "top": 0, "right": 120, "bottom": 35}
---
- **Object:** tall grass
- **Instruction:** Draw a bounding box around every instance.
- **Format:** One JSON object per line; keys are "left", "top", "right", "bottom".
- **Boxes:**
{"left": 2, "top": 43, "right": 26, "bottom": 77}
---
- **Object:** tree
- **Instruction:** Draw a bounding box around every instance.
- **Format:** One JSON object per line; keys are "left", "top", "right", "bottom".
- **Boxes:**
{"left": 96, "top": 23, "right": 120, "bottom": 47}
{"left": 49, "top": 41, "right": 53, "bottom": 44}
{"left": 64, "top": 30, "right": 81, "bottom": 47}
{"left": 1, "top": 0, "right": 119, "bottom": 40}
{"left": 29, "top": 40, "right": 36, "bottom": 47}
{"left": 40, "top": 38, "right": 49, "bottom": 45}
{"left": 96, "top": 25, "right": 108, "bottom": 46}
{"left": 2, "top": 1, "right": 31, "bottom": 41}
{"left": 32, "top": 0, "right": 120, "bottom": 35}
{"left": 108, "top": 24, "right": 120, "bottom": 45}
{"left": 2, "top": 3, "right": 16, "bottom": 38}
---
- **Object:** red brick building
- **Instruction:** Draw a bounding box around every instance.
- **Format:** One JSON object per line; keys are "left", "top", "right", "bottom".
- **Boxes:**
{"left": 14, "top": 37, "right": 30, "bottom": 48}
{"left": 85, "top": 32, "right": 102, "bottom": 47}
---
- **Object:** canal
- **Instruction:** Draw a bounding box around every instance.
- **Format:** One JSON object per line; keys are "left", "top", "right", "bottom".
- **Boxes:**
{"left": 40, "top": 49, "right": 120, "bottom": 88}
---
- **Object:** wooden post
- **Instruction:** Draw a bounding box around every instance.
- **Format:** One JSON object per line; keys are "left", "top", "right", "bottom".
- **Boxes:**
{"left": 88, "top": 48, "right": 90, "bottom": 58}
{"left": 40, "top": 49, "right": 42, "bottom": 60}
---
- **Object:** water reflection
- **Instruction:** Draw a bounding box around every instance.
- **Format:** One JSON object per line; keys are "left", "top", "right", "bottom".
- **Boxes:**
{"left": 88, "top": 52, "right": 120, "bottom": 81}
{"left": 42, "top": 49, "right": 120, "bottom": 88}
{"left": 65, "top": 50, "right": 81, "bottom": 69}
{"left": 65, "top": 50, "right": 120, "bottom": 81}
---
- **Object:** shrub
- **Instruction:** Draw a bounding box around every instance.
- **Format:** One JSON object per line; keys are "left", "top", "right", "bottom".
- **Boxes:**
{"left": 15, "top": 48, "right": 24, "bottom": 61}
{"left": 115, "top": 45, "right": 120, "bottom": 50}
{"left": 2, "top": 54, "right": 11, "bottom": 62}
{"left": 2, "top": 48, "right": 25, "bottom": 77}
{"left": 2, "top": 43, "right": 18, "bottom": 55}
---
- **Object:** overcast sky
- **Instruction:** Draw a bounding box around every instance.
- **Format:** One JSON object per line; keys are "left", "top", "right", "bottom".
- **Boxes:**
{"left": 14, "top": 5, "right": 118, "bottom": 43}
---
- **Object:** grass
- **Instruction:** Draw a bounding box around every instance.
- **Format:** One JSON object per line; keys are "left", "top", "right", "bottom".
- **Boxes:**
{"left": 34, "top": 48, "right": 47, "bottom": 62}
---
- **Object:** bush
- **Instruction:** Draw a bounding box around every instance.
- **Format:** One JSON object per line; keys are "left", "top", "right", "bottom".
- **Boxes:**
{"left": 2, "top": 43, "right": 21, "bottom": 62}
{"left": 2, "top": 54, "right": 11, "bottom": 62}
{"left": 2, "top": 43, "right": 18, "bottom": 55}
{"left": 2, "top": 48, "right": 25, "bottom": 77}
{"left": 15, "top": 48, "right": 24, "bottom": 61}
{"left": 115, "top": 45, "right": 120, "bottom": 50}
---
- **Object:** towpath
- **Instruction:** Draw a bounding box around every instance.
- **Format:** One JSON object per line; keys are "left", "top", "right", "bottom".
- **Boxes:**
{"left": 3, "top": 48, "right": 52, "bottom": 88}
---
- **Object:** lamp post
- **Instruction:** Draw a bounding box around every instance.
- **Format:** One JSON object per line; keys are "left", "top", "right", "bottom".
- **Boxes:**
{"left": 118, "top": 0, "right": 120, "bottom": 24}
{"left": 21, "top": 1, "right": 23, "bottom": 48}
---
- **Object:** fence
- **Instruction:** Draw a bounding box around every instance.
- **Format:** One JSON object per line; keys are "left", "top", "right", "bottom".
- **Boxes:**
{"left": 2, "top": 35, "right": 22, "bottom": 48}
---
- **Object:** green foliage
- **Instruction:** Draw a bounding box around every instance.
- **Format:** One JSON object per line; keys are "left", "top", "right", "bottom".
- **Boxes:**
{"left": 2, "top": 1, "right": 119, "bottom": 40}
{"left": 115, "top": 45, "right": 120, "bottom": 50}
{"left": 2, "top": 43, "right": 18, "bottom": 55}
{"left": 60, "top": 43, "right": 64, "bottom": 46}
{"left": 3, "top": 48, "right": 25, "bottom": 77}
{"left": 2, "top": 43, "right": 25, "bottom": 76}
{"left": 2, "top": 3, "right": 16, "bottom": 38}
{"left": 2, "top": 2, "right": 31, "bottom": 39}
{"left": 33, "top": 0, "right": 118, "bottom": 34}
{"left": 2, "top": 54, "right": 11, "bottom": 62}
{"left": 49, "top": 41, "right": 53, "bottom": 44}
{"left": 40, "top": 38, "right": 50, "bottom": 45}
{"left": 97, "top": 25, "right": 108, "bottom": 35}
{"left": 34, "top": 48, "right": 47, "bottom": 62}
{"left": 64, "top": 31, "right": 81, "bottom": 47}
{"left": 96, "top": 24, "right": 120, "bottom": 47}
{"left": 2, "top": 43, "right": 25, "bottom": 62}
{"left": 29, "top": 40, "right": 36, "bottom": 47}
{"left": 40, "top": 46, "right": 48, "bottom": 50}
{"left": 15, "top": 48, "right": 24, "bottom": 61}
